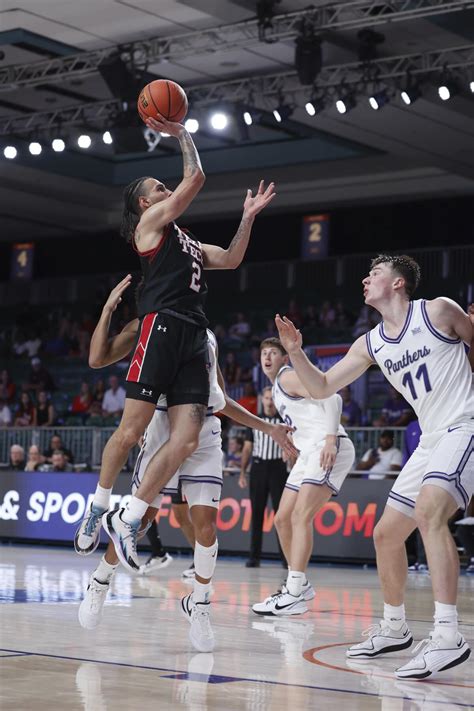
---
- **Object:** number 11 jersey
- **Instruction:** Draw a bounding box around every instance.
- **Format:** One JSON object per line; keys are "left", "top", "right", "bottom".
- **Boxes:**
{"left": 135, "top": 222, "right": 208, "bottom": 326}
{"left": 365, "top": 299, "right": 474, "bottom": 438}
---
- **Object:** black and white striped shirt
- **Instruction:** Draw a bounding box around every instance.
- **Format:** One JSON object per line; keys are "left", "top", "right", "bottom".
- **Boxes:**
{"left": 245, "top": 416, "right": 282, "bottom": 460}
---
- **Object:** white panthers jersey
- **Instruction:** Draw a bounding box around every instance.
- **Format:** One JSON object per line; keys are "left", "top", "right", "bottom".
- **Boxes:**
{"left": 157, "top": 329, "right": 225, "bottom": 412}
{"left": 272, "top": 366, "right": 346, "bottom": 451}
{"left": 366, "top": 298, "right": 474, "bottom": 436}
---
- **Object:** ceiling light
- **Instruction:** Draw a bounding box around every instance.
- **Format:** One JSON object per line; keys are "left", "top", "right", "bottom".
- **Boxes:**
{"left": 4, "top": 146, "right": 17, "bottom": 159}
{"left": 400, "top": 74, "right": 422, "bottom": 106}
{"left": 102, "top": 131, "right": 113, "bottom": 144}
{"left": 185, "top": 118, "right": 199, "bottom": 133}
{"left": 438, "top": 79, "right": 458, "bottom": 101}
{"left": 210, "top": 112, "right": 228, "bottom": 130}
{"left": 305, "top": 101, "right": 316, "bottom": 116}
{"left": 369, "top": 89, "right": 389, "bottom": 110}
{"left": 273, "top": 108, "right": 282, "bottom": 122}
{"left": 470, "top": 80, "right": 474, "bottom": 93}
{"left": 336, "top": 93, "right": 356, "bottom": 115}
{"left": 52, "top": 138, "right": 65, "bottom": 152}
{"left": 243, "top": 111, "right": 253, "bottom": 126}
{"left": 77, "top": 134, "right": 91, "bottom": 149}
{"left": 273, "top": 102, "right": 293, "bottom": 123}
{"left": 29, "top": 141, "right": 42, "bottom": 155}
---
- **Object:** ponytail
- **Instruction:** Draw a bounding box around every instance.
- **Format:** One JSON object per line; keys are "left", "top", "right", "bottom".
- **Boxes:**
{"left": 120, "top": 176, "right": 152, "bottom": 242}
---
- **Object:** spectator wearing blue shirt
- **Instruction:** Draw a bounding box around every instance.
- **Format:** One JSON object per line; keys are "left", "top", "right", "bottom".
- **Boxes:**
{"left": 339, "top": 386, "right": 362, "bottom": 426}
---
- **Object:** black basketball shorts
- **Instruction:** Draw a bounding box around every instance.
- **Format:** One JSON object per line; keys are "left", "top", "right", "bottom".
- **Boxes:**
{"left": 126, "top": 312, "right": 210, "bottom": 407}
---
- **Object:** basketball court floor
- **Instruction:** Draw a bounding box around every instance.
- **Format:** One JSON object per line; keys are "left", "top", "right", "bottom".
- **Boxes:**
{"left": 1, "top": 545, "right": 472, "bottom": 710}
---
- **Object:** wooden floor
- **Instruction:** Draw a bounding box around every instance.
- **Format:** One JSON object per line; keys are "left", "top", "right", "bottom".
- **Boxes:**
{"left": 0, "top": 545, "right": 473, "bottom": 710}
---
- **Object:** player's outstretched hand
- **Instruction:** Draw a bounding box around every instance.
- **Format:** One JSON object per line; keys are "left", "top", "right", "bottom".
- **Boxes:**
{"left": 145, "top": 115, "right": 185, "bottom": 138}
{"left": 270, "top": 424, "right": 299, "bottom": 457}
{"left": 243, "top": 180, "right": 276, "bottom": 219}
{"left": 275, "top": 315, "right": 303, "bottom": 354}
{"left": 103, "top": 274, "right": 132, "bottom": 314}
{"left": 320, "top": 441, "right": 337, "bottom": 471}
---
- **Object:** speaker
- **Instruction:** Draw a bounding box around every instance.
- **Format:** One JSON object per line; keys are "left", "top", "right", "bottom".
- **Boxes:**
{"left": 98, "top": 54, "right": 138, "bottom": 103}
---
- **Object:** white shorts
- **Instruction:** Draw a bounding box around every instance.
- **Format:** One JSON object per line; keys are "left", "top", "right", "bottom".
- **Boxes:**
{"left": 131, "top": 409, "right": 223, "bottom": 509}
{"left": 285, "top": 436, "right": 355, "bottom": 495}
{"left": 387, "top": 421, "right": 474, "bottom": 517}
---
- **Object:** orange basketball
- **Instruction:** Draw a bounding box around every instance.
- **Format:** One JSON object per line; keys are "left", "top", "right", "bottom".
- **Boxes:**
{"left": 137, "top": 79, "right": 188, "bottom": 124}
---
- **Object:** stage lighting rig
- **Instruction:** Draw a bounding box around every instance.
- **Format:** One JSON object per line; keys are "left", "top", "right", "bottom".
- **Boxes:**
{"left": 295, "top": 18, "right": 322, "bottom": 86}
{"left": 256, "top": 0, "right": 282, "bottom": 42}
{"left": 357, "top": 29, "right": 385, "bottom": 63}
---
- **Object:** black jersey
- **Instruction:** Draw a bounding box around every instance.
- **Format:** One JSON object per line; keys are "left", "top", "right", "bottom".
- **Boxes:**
{"left": 135, "top": 222, "right": 208, "bottom": 326}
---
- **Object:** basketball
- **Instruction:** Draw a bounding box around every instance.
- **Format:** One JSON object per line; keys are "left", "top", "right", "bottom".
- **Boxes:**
{"left": 137, "top": 79, "right": 188, "bottom": 124}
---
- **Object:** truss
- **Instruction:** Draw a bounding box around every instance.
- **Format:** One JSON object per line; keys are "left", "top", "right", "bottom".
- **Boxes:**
{"left": 1, "top": 44, "right": 473, "bottom": 136}
{"left": 0, "top": 0, "right": 470, "bottom": 90}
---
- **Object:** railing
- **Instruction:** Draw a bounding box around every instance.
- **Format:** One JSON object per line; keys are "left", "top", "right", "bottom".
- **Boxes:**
{"left": 0, "top": 425, "right": 406, "bottom": 469}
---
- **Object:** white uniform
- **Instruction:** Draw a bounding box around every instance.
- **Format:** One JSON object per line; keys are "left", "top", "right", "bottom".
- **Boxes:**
{"left": 132, "top": 330, "right": 226, "bottom": 509}
{"left": 272, "top": 366, "right": 355, "bottom": 493}
{"left": 366, "top": 298, "right": 474, "bottom": 515}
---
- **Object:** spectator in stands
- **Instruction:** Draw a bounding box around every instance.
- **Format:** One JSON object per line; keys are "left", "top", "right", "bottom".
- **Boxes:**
{"left": 373, "top": 385, "right": 414, "bottom": 427}
{"left": 237, "top": 383, "right": 258, "bottom": 415}
{"left": 14, "top": 392, "right": 36, "bottom": 427}
{"left": 352, "top": 304, "right": 381, "bottom": 338}
{"left": 222, "top": 352, "right": 241, "bottom": 387}
{"left": 258, "top": 318, "right": 278, "bottom": 341}
{"left": 320, "top": 300, "right": 336, "bottom": 328}
{"left": 71, "top": 382, "right": 93, "bottom": 419}
{"left": 25, "top": 357, "right": 55, "bottom": 394}
{"left": 286, "top": 298, "right": 303, "bottom": 328}
{"left": 339, "top": 386, "right": 362, "bottom": 426}
{"left": 102, "top": 375, "right": 126, "bottom": 420}
{"left": 35, "top": 390, "right": 55, "bottom": 427}
{"left": 0, "top": 369, "right": 16, "bottom": 403}
{"left": 92, "top": 379, "right": 106, "bottom": 406}
{"left": 13, "top": 330, "right": 42, "bottom": 358}
{"left": 0, "top": 397, "right": 12, "bottom": 427}
{"left": 334, "top": 300, "right": 353, "bottom": 328}
{"left": 51, "top": 450, "right": 71, "bottom": 472}
{"left": 225, "top": 436, "right": 244, "bottom": 472}
{"left": 356, "top": 430, "right": 403, "bottom": 480}
{"left": 303, "top": 304, "right": 319, "bottom": 331}
{"left": 9, "top": 444, "right": 26, "bottom": 471}
{"left": 229, "top": 312, "right": 251, "bottom": 343}
{"left": 43, "top": 434, "right": 74, "bottom": 464}
{"left": 24, "top": 445, "right": 45, "bottom": 472}
{"left": 402, "top": 419, "right": 428, "bottom": 572}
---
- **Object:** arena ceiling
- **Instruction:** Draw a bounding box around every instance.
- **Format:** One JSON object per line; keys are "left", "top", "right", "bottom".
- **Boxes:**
{"left": 0, "top": 0, "right": 474, "bottom": 241}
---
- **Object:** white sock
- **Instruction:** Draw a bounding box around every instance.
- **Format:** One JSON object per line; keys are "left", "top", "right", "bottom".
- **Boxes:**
{"left": 433, "top": 601, "right": 458, "bottom": 641}
{"left": 93, "top": 484, "right": 112, "bottom": 510}
{"left": 193, "top": 579, "right": 212, "bottom": 604}
{"left": 286, "top": 570, "right": 305, "bottom": 597}
{"left": 94, "top": 555, "right": 118, "bottom": 584}
{"left": 122, "top": 496, "right": 148, "bottom": 524}
{"left": 194, "top": 540, "right": 218, "bottom": 581}
{"left": 383, "top": 603, "right": 406, "bottom": 630}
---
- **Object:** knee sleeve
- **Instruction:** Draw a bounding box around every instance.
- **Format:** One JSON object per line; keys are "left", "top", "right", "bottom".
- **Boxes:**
{"left": 194, "top": 539, "right": 218, "bottom": 580}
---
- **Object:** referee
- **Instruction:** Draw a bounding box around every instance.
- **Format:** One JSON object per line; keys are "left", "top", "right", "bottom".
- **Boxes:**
{"left": 239, "top": 387, "right": 288, "bottom": 568}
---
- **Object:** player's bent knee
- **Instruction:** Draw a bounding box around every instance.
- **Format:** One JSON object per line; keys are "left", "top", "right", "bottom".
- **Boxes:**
{"left": 373, "top": 519, "right": 402, "bottom": 549}
{"left": 195, "top": 521, "right": 216, "bottom": 547}
{"left": 414, "top": 503, "right": 445, "bottom": 533}
{"left": 274, "top": 510, "right": 290, "bottom": 531}
{"left": 290, "top": 506, "right": 312, "bottom": 526}
{"left": 115, "top": 425, "right": 142, "bottom": 449}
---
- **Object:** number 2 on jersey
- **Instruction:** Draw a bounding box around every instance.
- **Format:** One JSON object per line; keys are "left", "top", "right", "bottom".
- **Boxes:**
{"left": 401, "top": 363, "right": 432, "bottom": 400}
{"left": 190, "top": 261, "right": 201, "bottom": 293}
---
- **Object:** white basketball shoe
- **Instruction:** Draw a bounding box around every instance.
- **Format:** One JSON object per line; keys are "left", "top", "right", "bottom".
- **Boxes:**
{"left": 181, "top": 594, "right": 215, "bottom": 653}
{"left": 74, "top": 504, "right": 107, "bottom": 555}
{"left": 395, "top": 633, "right": 471, "bottom": 680}
{"left": 346, "top": 621, "right": 413, "bottom": 658}
{"left": 252, "top": 589, "right": 308, "bottom": 616}
{"left": 78, "top": 575, "right": 109, "bottom": 629}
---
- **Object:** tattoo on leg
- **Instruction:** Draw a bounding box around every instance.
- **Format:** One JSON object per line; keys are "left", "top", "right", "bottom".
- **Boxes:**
{"left": 190, "top": 404, "right": 206, "bottom": 425}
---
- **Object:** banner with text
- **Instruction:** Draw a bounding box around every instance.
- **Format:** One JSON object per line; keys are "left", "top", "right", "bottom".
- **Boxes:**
{"left": 0, "top": 472, "right": 392, "bottom": 560}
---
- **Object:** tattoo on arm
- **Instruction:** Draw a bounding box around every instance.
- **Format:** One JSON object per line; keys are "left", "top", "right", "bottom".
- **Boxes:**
{"left": 179, "top": 132, "right": 203, "bottom": 178}
{"left": 227, "top": 216, "right": 253, "bottom": 258}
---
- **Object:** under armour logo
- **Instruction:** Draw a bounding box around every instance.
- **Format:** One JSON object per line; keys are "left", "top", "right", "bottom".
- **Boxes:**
{"left": 141, "top": 388, "right": 153, "bottom": 396}
{"left": 157, "top": 325, "right": 167, "bottom": 332}
{"left": 411, "top": 327, "right": 422, "bottom": 335}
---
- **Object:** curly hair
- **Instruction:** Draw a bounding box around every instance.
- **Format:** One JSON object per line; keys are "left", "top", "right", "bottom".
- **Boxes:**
{"left": 370, "top": 254, "right": 421, "bottom": 297}
{"left": 120, "top": 176, "right": 153, "bottom": 242}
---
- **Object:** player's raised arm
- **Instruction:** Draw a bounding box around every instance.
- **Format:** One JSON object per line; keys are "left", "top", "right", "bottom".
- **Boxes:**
{"left": 275, "top": 315, "right": 373, "bottom": 398}
{"left": 136, "top": 116, "right": 205, "bottom": 243}
{"left": 89, "top": 276, "right": 138, "bottom": 368}
{"left": 201, "top": 180, "right": 276, "bottom": 270}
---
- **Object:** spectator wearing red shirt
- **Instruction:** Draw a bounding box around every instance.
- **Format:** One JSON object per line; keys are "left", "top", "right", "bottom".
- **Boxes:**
{"left": 72, "top": 382, "right": 93, "bottom": 415}
{"left": 237, "top": 383, "right": 258, "bottom": 415}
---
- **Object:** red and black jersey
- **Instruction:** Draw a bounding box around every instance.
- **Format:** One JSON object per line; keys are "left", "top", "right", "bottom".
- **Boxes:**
{"left": 134, "top": 222, "right": 208, "bottom": 326}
